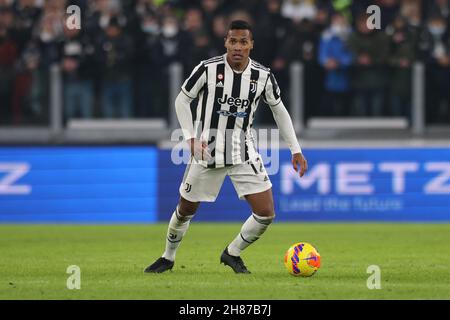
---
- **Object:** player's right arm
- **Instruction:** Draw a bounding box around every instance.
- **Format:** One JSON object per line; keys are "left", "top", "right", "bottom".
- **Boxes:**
{"left": 175, "top": 62, "right": 211, "bottom": 161}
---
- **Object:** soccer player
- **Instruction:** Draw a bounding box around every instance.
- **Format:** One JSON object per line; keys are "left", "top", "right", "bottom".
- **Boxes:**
{"left": 145, "top": 20, "right": 307, "bottom": 274}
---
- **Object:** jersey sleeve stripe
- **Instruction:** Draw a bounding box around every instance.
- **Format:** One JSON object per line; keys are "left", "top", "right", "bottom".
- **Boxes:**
{"left": 269, "top": 73, "right": 280, "bottom": 100}
{"left": 181, "top": 87, "right": 196, "bottom": 99}
{"left": 251, "top": 61, "right": 270, "bottom": 71}
{"left": 184, "top": 63, "right": 206, "bottom": 92}
{"left": 204, "top": 56, "right": 224, "bottom": 65}
{"left": 269, "top": 99, "right": 282, "bottom": 107}
{"left": 262, "top": 72, "right": 270, "bottom": 104}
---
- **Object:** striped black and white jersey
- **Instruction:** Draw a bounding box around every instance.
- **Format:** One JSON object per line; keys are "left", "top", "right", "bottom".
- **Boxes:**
{"left": 181, "top": 54, "right": 281, "bottom": 168}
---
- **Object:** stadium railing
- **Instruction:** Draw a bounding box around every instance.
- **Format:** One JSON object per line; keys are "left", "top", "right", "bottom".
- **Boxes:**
{"left": 1, "top": 61, "right": 449, "bottom": 144}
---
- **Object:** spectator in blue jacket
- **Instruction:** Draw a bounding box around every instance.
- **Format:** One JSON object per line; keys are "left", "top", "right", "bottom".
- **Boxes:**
{"left": 318, "top": 12, "right": 353, "bottom": 116}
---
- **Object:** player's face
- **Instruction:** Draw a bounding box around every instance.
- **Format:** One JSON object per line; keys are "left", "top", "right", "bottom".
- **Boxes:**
{"left": 225, "top": 29, "right": 254, "bottom": 65}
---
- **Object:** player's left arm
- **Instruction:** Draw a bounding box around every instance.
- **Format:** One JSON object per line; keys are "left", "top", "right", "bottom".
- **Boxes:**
{"left": 271, "top": 101, "right": 308, "bottom": 177}
{"left": 264, "top": 73, "right": 308, "bottom": 177}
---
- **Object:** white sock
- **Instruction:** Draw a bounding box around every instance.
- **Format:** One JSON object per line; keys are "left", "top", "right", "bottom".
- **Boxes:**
{"left": 227, "top": 213, "right": 274, "bottom": 257}
{"left": 162, "top": 207, "right": 194, "bottom": 261}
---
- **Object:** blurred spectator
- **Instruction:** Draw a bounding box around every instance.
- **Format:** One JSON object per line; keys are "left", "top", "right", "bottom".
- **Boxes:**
{"left": 86, "top": 0, "right": 126, "bottom": 35}
{"left": 183, "top": 7, "right": 212, "bottom": 69}
{"left": 318, "top": 12, "right": 353, "bottom": 116}
{"left": 0, "top": 4, "right": 15, "bottom": 33}
{"left": 377, "top": 0, "right": 401, "bottom": 30}
{"left": 332, "top": 0, "right": 353, "bottom": 24}
{"left": 25, "top": 11, "right": 64, "bottom": 123}
{"left": 135, "top": 0, "right": 158, "bottom": 17}
{"left": 348, "top": 13, "right": 390, "bottom": 116}
{"left": 278, "top": 18, "right": 323, "bottom": 117}
{"left": 227, "top": 9, "right": 254, "bottom": 25}
{"left": 253, "top": 0, "right": 291, "bottom": 66}
{"left": 427, "top": 0, "right": 450, "bottom": 21}
{"left": 61, "top": 25, "right": 96, "bottom": 120}
{"left": 386, "top": 15, "right": 416, "bottom": 118}
{"left": 281, "top": 0, "right": 317, "bottom": 24}
{"left": 421, "top": 13, "right": 450, "bottom": 123}
{"left": 200, "top": 0, "right": 223, "bottom": 32}
{"left": 250, "top": 0, "right": 292, "bottom": 123}
{"left": 314, "top": 4, "right": 332, "bottom": 33}
{"left": 161, "top": 13, "right": 192, "bottom": 73}
{"left": 1, "top": 0, "right": 450, "bottom": 126}
{"left": 12, "top": 0, "right": 42, "bottom": 53}
{"left": 210, "top": 14, "right": 228, "bottom": 56}
{"left": 0, "top": 6, "right": 17, "bottom": 123}
{"left": 98, "top": 16, "right": 134, "bottom": 118}
{"left": 280, "top": 18, "right": 320, "bottom": 70}
{"left": 401, "top": 0, "right": 423, "bottom": 38}
{"left": 135, "top": 12, "right": 165, "bottom": 118}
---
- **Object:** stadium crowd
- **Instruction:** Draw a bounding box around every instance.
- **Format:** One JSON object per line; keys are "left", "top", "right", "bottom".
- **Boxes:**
{"left": 0, "top": 0, "right": 450, "bottom": 125}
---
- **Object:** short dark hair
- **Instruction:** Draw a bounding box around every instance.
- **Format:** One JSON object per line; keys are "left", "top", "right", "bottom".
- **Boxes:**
{"left": 228, "top": 20, "right": 253, "bottom": 35}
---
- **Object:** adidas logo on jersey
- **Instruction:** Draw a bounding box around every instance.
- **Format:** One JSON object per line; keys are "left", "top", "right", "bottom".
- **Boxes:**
{"left": 216, "top": 81, "right": 224, "bottom": 88}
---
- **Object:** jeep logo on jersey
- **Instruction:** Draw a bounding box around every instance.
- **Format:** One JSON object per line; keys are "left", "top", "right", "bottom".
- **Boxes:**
{"left": 216, "top": 110, "right": 247, "bottom": 118}
{"left": 218, "top": 94, "right": 250, "bottom": 109}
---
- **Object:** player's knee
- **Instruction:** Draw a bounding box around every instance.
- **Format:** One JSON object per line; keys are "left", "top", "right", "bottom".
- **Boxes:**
{"left": 178, "top": 197, "right": 199, "bottom": 216}
{"left": 178, "top": 205, "right": 198, "bottom": 216}
{"left": 253, "top": 208, "right": 276, "bottom": 221}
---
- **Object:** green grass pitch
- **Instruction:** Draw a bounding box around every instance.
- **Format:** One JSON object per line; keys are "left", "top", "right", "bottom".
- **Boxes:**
{"left": 1, "top": 223, "right": 449, "bottom": 300}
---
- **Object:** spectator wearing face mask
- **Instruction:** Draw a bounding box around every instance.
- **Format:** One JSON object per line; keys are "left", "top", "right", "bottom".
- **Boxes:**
{"left": 89, "top": 0, "right": 123, "bottom": 32}
{"left": 135, "top": 0, "right": 158, "bottom": 18}
{"left": 34, "top": 13, "right": 63, "bottom": 69}
{"left": 420, "top": 14, "right": 450, "bottom": 123}
{"left": 159, "top": 12, "right": 192, "bottom": 71}
{"left": 135, "top": 12, "right": 166, "bottom": 118}
{"left": 61, "top": 24, "right": 97, "bottom": 121}
{"left": 24, "top": 13, "right": 64, "bottom": 123}
{"left": 318, "top": 12, "right": 353, "bottom": 117}
{"left": 400, "top": 0, "right": 423, "bottom": 41}
{"left": 97, "top": 16, "right": 134, "bottom": 118}
{"left": 385, "top": 15, "right": 416, "bottom": 118}
{"left": 348, "top": 12, "right": 390, "bottom": 117}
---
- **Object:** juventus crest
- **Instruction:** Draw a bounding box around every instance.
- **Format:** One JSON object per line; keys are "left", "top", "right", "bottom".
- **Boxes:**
{"left": 250, "top": 80, "right": 258, "bottom": 94}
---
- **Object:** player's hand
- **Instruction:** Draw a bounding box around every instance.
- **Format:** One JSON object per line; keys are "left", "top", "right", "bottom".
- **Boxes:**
{"left": 189, "top": 138, "right": 212, "bottom": 162}
{"left": 292, "top": 153, "right": 308, "bottom": 178}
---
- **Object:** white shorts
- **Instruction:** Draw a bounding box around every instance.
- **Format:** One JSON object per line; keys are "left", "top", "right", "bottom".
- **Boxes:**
{"left": 179, "top": 156, "right": 273, "bottom": 202}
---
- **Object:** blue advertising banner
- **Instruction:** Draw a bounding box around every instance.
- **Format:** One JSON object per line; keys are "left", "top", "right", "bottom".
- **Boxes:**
{"left": 0, "top": 147, "right": 157, "bottom": 223}
{"left": 1, "top": 146, "right": 449, "bottom": 223}
{"left": 158, "top": 148, "right": 450, "bottom": 222}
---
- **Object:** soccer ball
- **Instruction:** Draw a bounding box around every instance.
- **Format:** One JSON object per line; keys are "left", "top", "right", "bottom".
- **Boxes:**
{"left": 284, "top": 242, "right": 321, "bottom": 277}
